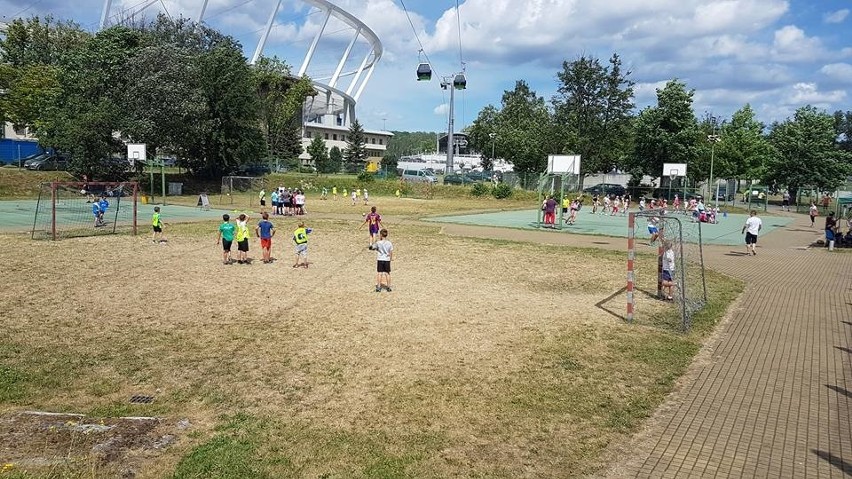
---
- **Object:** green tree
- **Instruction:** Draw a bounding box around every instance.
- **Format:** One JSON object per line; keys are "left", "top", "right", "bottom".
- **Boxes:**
{"left": 328, "top": 145, "right": 343, "bottom": 173}
{"left": 767, "top": 105, "right": 851, "bottom": 198}
{"left": 0, "top": 63, "right": 61, "bottom": 131}
{"left": 834, "top": 110, "right": 852, "bottom": 153}
{"left": 492, "top": 80, "right": 554, "bottom": 174}
{"left": 0, "top": 16, "right": 89, "bottom": 67}
{"left": 344, "top": 119, "right": 368, "bottom": 172}
{"left": 306, "top": 136, "right": 331, "bottom": 173}
{"left": 552, "top": 53, "right": 635, "bottom": 176}
{"left": 631, "top": 80, "right": 701, "bottom": 181}
{"left": 466, "top": 105, "right": 498, "bottom": 156}
{"left": 715, "top": 105, "right": 773, "bottom": 184}
{"left": 252, "top": 56, "right": 315, "bottom": 166}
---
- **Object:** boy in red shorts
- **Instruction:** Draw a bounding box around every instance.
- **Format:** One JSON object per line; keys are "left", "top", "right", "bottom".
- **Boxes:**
{"left": 255, "top": 212, "right": 275, "bottom": 264}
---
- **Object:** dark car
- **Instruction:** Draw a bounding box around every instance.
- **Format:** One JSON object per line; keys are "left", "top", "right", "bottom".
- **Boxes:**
{"left": 22, "top": 152, "right": 50, "bottom": 168}
{"left": 583, "top": 183, "right": 626, "bottom": 197}
{"left": 26, "top": 155, "right": 68, "bottom": 171}
{"left": 443, "top": 173, "right": 481, "bottom": 185}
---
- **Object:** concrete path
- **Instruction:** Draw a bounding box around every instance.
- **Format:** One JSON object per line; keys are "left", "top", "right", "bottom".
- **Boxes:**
{"left": 440, "top": 213, "right": 852, "bottom": 478}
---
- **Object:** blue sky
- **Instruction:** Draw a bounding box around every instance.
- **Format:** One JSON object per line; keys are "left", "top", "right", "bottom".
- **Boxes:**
{"left": 1, "top": 0, "right": 851, "bottom": 133}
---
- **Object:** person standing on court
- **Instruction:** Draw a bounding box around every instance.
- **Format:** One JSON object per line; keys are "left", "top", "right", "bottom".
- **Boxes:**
{"left": 741, "top": 210, "right": 762, "bottom": 256}
{"left": 825, "top": 211, "right": 838, "bottom": 250}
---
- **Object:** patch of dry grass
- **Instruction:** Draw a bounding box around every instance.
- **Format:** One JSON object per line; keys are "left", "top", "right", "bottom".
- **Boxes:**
{"left": 0, "top": 217, "right": 740, "bottom": 478}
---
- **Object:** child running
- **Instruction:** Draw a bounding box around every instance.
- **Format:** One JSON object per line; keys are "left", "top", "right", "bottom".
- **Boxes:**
{"left": 363, "top": 188, "right": 369, "bottom": 205}
{"left": 809, "top": 202, "right": 819, "bottom": 227}
{"left": 152, "top": 206, "right": 166, "bottom": 243}
{"left": 255, "top": 212, "right": 275, "bottom": 264}
{"left": 235, "top": 213, "right": 250, "bottom": 264}
{"left": 332, "top": 186, "right": 338, "bottom": 201}
{"left": 351, "top": 189, "right": 357, "bottom": 206}
{"left": 361, "top": 206, "right": 384, "bottom": 248}
{"left": 292, "top": 221, "right": 310, "bottom": 268}
{"left": 374, "top": 228, "right": 393, "bottom": 292}
{"left": 217, "top": 214, "right": 235, "bottom": 264}
{"left": 647, "top": 215, "right": 660, "bottom": 246}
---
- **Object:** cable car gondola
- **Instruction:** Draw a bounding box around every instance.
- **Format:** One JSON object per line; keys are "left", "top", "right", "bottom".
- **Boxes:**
{"left": 416, "top": 62, "right": 432, "bottom": 81}
{"left": 453, "top": 73, "right": 466, "bottom": 90}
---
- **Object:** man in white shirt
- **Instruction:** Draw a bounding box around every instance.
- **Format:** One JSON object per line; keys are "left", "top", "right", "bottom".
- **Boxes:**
{"left": 741, "top": 210, "right": 762, "bottom": 256}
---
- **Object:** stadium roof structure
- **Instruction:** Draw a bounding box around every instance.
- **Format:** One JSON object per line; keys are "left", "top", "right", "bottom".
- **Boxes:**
{"left": 99, "top": 0, "right": 383, "bottom": 129}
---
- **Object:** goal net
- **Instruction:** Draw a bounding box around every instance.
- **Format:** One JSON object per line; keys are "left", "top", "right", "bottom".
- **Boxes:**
{"left": 221, "top": 176, "right": 265, "bottom": 206}
{"left": 32, "top": 182, "right": 138, "bottom": 240}
{"left": 627, "top": 209, "right": 707, "bottom": 331}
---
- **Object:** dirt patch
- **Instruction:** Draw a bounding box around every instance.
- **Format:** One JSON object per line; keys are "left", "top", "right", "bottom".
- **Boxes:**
{"left": 0, "top": 411, "right": 189, "bottom": 477}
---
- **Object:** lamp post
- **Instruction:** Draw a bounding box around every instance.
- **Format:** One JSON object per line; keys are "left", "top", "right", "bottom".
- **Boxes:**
{"left": 707, "top": 134, "right": 721, "bottom": 209}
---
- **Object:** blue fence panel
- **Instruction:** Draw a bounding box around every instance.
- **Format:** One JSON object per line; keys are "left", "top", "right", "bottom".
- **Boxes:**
{"left": 0, "top": 139, "right": 44, "bottom": 164}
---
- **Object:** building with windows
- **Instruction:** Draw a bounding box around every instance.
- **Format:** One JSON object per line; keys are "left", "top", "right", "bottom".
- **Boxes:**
{"left": 300, "top": 123, "right": 392, "bottom": 166}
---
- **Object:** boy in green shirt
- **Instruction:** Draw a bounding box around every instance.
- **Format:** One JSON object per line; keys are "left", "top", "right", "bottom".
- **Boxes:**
{"left": 217, "top": 214, "right": 236, "bottom": 264}
{"left": 152, "top": 206, "right": 166, "bottom": 243}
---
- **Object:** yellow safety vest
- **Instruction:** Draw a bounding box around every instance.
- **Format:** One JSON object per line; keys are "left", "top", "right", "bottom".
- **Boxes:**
{"left": 152, "top": 212, "right": 161, "bottom": 227}
{"left": 293, "top": 227, "right": 308, "bottom": 244}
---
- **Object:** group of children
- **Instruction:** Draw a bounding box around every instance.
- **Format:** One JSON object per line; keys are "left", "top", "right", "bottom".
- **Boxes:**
{"left": 204, "top": 202, "right": 394, "bottom": 291}
{"left": 263, "top": 187, "right": 306, "bottom": 216}
{"left": 317, "top": 186, "right": 371, "bottom": 206}
{"left": 91, "top": 195, "right": 110, "bottom": 227}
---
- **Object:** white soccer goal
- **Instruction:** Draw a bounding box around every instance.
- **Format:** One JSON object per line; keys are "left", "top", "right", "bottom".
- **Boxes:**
{"left": 220, "top": 176, "right": 266, "bottom": 206}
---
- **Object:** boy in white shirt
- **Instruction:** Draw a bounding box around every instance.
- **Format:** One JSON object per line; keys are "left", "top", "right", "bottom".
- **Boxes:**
{"left": 374, "top": 228, "right": 394, "bottom": 292}
{"left": 741, "top": 210, "right": 762, "bottom": 256}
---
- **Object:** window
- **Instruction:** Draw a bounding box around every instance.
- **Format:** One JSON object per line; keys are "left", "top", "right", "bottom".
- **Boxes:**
{"left": 306, "top": 131, "right": 312, "bottom": 138}
{"left": 14, "top": 126, "right": 27, "bottom": 137}
{"left": 342, "top": 135, "right": 346, "bottom": 141}
{"left": 371, "top": 138, "right": 376, "bottom": 144}
{"left": 379, "top": 139, "right": 383, "bottom": 145}
{"left": 324, "top": 133, "right": 329, "bottom": 140}
{"left": 332, "top": 134, "right": 337, "bottom": 140}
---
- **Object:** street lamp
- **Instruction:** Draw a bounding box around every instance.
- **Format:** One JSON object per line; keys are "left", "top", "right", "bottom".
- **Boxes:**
{"left": 707, "top": 134, "right": 721, "bottom": 209}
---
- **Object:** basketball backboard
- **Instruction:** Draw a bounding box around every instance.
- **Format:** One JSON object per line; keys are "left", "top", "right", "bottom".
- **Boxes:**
{"left": 547, "top": 155, "right": 581, "bottom": 175}
{"left": 662, "top": 163, "right": 687, "bottom": 178}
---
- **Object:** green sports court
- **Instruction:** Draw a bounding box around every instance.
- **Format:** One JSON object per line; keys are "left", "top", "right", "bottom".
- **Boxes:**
{"left": 428, "top": 208, "right": 793, "bottom": 246}
{"left": 0, "top": 198, "right": 227, "bottom": 234}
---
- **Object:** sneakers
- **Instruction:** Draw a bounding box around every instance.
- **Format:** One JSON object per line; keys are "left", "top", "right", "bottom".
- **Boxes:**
{"left": 375, "top": 286, "right": 381, "bottom": 292}
{"left": 385, "top": 287, "right": 392, "bottom": 292}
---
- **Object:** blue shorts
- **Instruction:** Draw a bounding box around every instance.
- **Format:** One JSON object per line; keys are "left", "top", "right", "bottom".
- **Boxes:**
{"left": 826, "top": 230, "right": 836, "bottom": 241}
{"left": 648, "top": 226, "right": 658, "bottom": 234}
{"left": 662, "top": 270, "right": 673, "bottom": 282}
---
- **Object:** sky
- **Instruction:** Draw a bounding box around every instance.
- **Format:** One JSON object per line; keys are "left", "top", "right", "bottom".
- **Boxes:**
{"left": 1, "top": 0, "right": 851, "bottom": 134}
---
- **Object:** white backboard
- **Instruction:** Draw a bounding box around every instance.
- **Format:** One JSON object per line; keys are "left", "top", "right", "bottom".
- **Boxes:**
{"left": 547, "top": 155, "right": 581, "bottom": 175}
{"left": 662, "top": 163, "right": 687, "bottom": 177}
{"left": 127, "top": 143, "right": 146, "bottom": 163}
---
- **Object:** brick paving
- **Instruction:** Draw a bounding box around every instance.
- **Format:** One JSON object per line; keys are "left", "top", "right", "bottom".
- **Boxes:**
{"left": 440, "top": 213, "right": 852, "bottom": 478}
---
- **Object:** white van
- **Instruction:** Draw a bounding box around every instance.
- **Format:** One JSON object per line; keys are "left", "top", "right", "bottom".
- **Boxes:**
{"left": 401, "top": 169, "right": 437, "bottom": 183}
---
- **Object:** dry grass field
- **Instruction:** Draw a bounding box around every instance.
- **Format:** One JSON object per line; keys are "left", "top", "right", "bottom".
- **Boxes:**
{"left": 0, "top": 198, "right": 741, "bottom": 478}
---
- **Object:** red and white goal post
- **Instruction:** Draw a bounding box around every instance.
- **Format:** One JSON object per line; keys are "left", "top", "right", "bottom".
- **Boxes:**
{"left": 627, "top": 209, "right": 707, "bottom": 331}
{"left": 32, "top": 181, "right": 138, "bottom": 240}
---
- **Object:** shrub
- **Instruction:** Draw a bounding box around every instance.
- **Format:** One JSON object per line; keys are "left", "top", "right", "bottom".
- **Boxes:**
{"left": 470, "top": 182, "right": 491, "bottom": 197}
{"left": 492, "top": 183, "right": 513, "bottom": 199}
{"left": 357, "top": 170, "right": 376, "bottom": 183}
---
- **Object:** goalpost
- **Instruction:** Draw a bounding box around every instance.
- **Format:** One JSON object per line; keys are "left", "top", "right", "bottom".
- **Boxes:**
{"left": 32, "top": 182, "right": 138, "bottom": 240}
{"left": 221, "top": 176, "right": 265, "bottom": 206}
{"left": 626, "top": 163, "right": 707, "bottom": 331}
{"left": 537, "top": 155, "right": 581, "bottom": 229}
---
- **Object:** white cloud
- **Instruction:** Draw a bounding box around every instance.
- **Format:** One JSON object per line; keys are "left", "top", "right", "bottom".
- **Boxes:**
{"left": 784, "top": 82, "right": 846, "bottom": 105}
{"left": 433, "top": 103, "right": 449, "bottom": 115}
{"left": 824, "top": 9, "right": 849, "bottom": 24}
{"left": 770, "top": 25, "right": 824, "bottom": 62}
{"left": 820, "top": 63, "right": 852, "bottom": 80}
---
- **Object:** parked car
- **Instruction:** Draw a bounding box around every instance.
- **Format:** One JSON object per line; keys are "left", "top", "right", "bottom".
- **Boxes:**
{"left": 443, "top": 173, "right": 480, "bottom": 185}
{"left": 22, "top": 152, "right": 51, "bottom": 168}
{"left": 583, "top": 183, "right": 626, "bottom": 197}
{"left": 401, "top": 169, "right": 437, "bottom": 183}
{"left": 26, "top": 155, "right": 68, "bottom": 171}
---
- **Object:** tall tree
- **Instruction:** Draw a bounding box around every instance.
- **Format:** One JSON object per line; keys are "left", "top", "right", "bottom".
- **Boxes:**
{"left": 0, "top": 16, "right": 89, "bottom": 67}
{"left": 344, "top": 119, "right": 368, "bottom": 172}
{"left": 631, "top": 80, "right": 701, "bottom": 181}
{"left": 252, "top": 56, "right": 315, "bottom": 165}
{"left": 767, "top": 105, "right": 850, "bottom": 198}
{"left": 492, "top": 80, "right": 554, "bottom": 174}
{"left": 715, "top": 105, "right": 773, "bottom": 182}
{"left": 328, "top": 145, "right": 343, "bottom": 173}
{"left": 552, "top": 53, "right": 635, "bottom": 176}
{"left": 834, "top": 110, "right": 852, "bottom": 153}
{"left": 306, "top": 136, "right": 330, "bottom": 173}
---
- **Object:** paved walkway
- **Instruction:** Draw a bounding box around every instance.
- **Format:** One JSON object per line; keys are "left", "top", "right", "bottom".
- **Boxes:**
{"left": 440, "top": 213, "right": 852, "bottom": 478}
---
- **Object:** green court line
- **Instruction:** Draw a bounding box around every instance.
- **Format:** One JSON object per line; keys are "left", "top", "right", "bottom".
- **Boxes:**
{"left": 427, "top": 209, "right": 792, "bottom": 246}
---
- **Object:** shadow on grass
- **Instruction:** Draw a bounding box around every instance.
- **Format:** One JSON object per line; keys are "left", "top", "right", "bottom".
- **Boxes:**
{"left": 595, "top": 286, "right": 660, "bottom": 322}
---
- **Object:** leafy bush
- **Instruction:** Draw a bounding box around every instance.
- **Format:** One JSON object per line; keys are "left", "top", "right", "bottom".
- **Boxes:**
{"left": 492, "top": 183, "right": 513, "bottom": 199}
{"left": 357, "top": 170, "right": 376, "bottom": 183}
{"left": 470, "top": 182, "right": 490, "bottom": 197}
